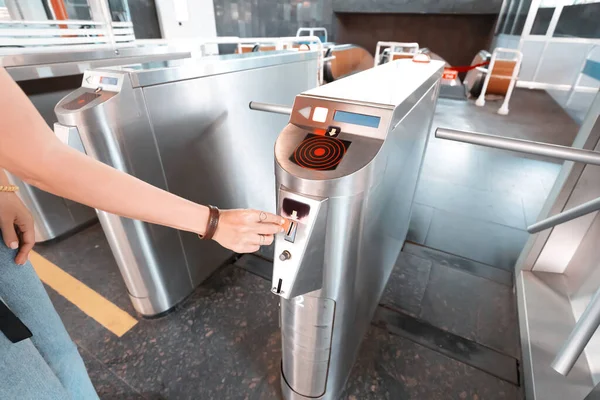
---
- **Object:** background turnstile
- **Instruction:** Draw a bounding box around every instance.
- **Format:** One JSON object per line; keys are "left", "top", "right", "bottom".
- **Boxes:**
{"left": 1, "top": 47, "right": 192, "bottom": 242}
{"left": 55, "top": 51, "right": 319, "bottom": 316}
{"left": 260, "top": 59, "right": 444, "bottom": 400}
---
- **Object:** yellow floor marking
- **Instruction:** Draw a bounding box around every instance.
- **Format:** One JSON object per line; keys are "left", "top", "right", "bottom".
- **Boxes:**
{"left": 29, "top": 251, "right": 138, "bottom": 337}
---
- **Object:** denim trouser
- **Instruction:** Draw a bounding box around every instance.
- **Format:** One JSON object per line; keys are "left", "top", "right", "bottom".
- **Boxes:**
{"left": 0, "top": 239, "right": 99, "bottom": 400}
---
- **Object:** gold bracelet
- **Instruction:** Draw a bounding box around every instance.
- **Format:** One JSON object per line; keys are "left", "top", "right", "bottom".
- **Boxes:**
{"left": 0, "top": 185, "right": 19, "bottom": 193}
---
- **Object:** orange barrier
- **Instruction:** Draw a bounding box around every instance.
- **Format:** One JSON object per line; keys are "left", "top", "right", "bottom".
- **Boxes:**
{"left": 324, "top": 45, "right": 374, "bottom": 83}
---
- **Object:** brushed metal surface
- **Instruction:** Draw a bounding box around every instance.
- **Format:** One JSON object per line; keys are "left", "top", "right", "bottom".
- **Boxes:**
{"left": 272, "top": 60, "right": 443, "bottom": 399}
{"left": 3, "top": 47, "right": 191, "bottom": 81}
{"left": 55, "top": 51, "right": 318, "bottom": 316}
{"left": 281, "top": 294, "right": 335, "bottom": 397}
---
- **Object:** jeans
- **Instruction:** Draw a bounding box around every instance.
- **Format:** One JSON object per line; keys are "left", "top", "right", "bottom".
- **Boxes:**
{"left": 0, "top": 238, "right": 99, "bottom": 400}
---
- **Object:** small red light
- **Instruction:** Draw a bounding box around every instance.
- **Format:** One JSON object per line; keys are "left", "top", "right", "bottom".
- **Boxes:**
{"left": 314, "top": 148, "right": 326, "bottom": 156}
{"left": 314, "top": 129, "right": 326, "bottom": 136}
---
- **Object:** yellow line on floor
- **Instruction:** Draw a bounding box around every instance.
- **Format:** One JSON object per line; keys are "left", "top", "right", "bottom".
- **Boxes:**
{"left": 29, "top": 251, "right": 138, "bottom": 337}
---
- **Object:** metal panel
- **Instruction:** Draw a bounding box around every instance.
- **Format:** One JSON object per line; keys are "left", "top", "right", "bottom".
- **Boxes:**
{"left": 274, "top": 59, "right": 443, "bottom": 400}
{"left": 517, "top": 270, "right": 594, "bottom": 400}
{"left": 55, "top": 51, "right": 319, "bottom": 315}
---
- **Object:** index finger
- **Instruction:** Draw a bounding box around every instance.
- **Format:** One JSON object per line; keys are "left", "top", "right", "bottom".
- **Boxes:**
{"left": 256, "top": 211, "right": 285, "bottom": 225}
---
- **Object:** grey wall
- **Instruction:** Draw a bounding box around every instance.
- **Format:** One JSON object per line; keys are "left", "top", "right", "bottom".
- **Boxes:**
{"left": 213, "top": 0, "right": 334, "bottom": 39}
{"left": 128, "top": 0, "right": 162, "bottom": 39}
{"left": 332, "top": 0, "right": 503, "bottom": 14}
{"left": 212, "top": 0, "right": 503, "bottom": 41}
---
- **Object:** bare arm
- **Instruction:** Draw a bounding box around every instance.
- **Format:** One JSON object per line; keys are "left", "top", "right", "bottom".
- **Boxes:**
{"left": 0, "top": 68, "right": 283, "bottom": 254}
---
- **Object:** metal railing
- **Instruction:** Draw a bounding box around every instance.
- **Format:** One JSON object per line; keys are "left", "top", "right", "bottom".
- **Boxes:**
{"left": 435, "top": 126, "right": 600, "bottom": 377}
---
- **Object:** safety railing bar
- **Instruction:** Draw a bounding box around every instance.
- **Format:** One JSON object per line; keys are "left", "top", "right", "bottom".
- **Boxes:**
{"left": 435, "top": 128, "right": 600, "bottom": 166}
{"left": 551, "top": 286, "right": 600, "bottom": 376}
{"left": 249, "top": 101, "right": 292, "bottom": 116}
{"left": 528, "top": 196, "right": 600, "bottom": 233}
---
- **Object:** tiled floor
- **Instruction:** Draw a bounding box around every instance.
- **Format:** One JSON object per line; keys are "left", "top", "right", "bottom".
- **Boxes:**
{"left": 36, "top": 224, "right": 523, "bottom": 400}
{"left": 409, "top": 88, "right": 580, "bottom": 270}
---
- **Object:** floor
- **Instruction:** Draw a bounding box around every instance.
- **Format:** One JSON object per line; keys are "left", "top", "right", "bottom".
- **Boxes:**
{"left": 31, "top": 88, "right": 583, "bottom": 400}
{"left": 408, "top": 88, "right": 580, "bottom": 271}
{"left": 36, "top": 224, "right": 522, "bottom": 400}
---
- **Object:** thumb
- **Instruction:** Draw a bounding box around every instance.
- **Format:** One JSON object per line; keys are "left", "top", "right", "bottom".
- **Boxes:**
{"left": 1, "top": 220, "right": 19, "bottom": 250}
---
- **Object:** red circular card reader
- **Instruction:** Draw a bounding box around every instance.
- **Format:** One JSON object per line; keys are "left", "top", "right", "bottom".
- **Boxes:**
{"left": 290, "top": 134, "right": 351, "bottom": 171}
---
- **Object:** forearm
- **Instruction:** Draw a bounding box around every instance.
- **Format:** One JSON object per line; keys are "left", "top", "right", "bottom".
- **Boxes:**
{"left": 0, "top": 68, "right": 209, "bottom": 236}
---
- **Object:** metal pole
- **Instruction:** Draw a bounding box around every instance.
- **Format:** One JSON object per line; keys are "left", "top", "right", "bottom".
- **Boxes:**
{"left": 435, "top": 128, "right": 600, "bottom": 166}
{"left": 249, "top": 102, "right": 292, "bottom": 116}
{"left": 552, "top": 287, "right": 600, "bottom": 376}
{"left": 528, "top": 196, "right": 600, "bottom": 233}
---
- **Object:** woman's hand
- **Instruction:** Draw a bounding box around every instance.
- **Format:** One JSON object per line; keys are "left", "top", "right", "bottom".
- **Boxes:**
{"left": 213, "top": 209, "right": 285, "bottom": 253}
{"left": 0, "top": 192, "right": 35, "bottom": 265}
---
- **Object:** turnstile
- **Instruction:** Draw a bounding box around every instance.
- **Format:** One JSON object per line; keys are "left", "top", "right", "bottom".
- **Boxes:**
{"left": 268, "top": 59, "right": 443, "bottom": 399}
{"left": 54, "top": 51, "right": 319, "bottom": 316}
{"left": 1, "top": 47, "right": 192, "bottom": 241}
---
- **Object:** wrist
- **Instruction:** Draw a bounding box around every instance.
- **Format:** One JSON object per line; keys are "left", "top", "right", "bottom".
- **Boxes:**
{"left": 196, "top": 205, "right": 210, "bottom": 237}
{"left": 198, "top": 205, "right": 220, "bottom": 241}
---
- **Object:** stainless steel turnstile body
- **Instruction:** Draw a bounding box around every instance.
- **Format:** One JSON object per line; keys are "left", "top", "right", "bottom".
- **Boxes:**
{"left": 55, "top": 51, "right": 319, "bottom": 316}
{"left": 270, "top": 59, "right": 443, "bottom": 399}
{"left": 1, "top": 47, "right": 192, "bottom": 241}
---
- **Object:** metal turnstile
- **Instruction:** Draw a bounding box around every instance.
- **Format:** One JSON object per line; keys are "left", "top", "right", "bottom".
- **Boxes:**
{"left": 1, "top": 47, "right": 192, "bottom": 241}
{"left": 258, "top": 59, "right": 443, "bottom": 399}
{"left": 54, "top": 51, "right": 319, "bottom": 316}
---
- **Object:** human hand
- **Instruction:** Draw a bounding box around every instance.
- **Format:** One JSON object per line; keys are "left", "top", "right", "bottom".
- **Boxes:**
{"left": 213, "top": 209, "right": 285, "bottom": 253}
{"left": 0, "top": 192, "right": 35, "bottom": 265}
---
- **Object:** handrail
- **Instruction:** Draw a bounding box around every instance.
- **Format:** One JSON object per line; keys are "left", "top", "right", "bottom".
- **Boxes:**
{"left": 551, "top": 287, "right": 600, "bottom": 376}
{"left": 528, "top": 196, "right": 600, "bottom": 233}
{"left": 435, "top": 128, "right": 600, "bottom": 166}
{"left": 249, "top": 101, "right": 292, "bottom": 115}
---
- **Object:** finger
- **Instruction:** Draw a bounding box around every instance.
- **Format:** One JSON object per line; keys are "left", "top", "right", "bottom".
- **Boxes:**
{"left": 255, "top": 211, "right": 285, "bottom": 225}
{"left": 15, "top": 219, "right": 35, "bottom": 266}
{"left": 0, "top": 221, "right": 19, "bottom": 250}
{"left": 254, "top": 223, "right": 284, "bottom": 235}
{"left": 252, "top": 234, "right": 274, "bottom": 246}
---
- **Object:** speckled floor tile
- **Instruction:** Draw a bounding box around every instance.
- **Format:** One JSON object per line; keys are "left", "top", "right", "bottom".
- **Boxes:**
{"left": 419, "top": 263, "right": 519, "bottom": 358}
{"left": 341, "top": 326, "right": 522, "bottom": 400}
{"left": 381, "top": 252, "right": 432, "bottom": 316}
{"left": 79, "top": 346, "right": 146, "bottom": 400}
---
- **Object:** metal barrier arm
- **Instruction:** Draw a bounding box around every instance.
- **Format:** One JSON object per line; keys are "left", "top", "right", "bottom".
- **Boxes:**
{"left": 249, "top": 101, "right": 292, "bottom": 115}
{"left": 551, "top": 286, "right": 600, "bottom": 376}
{"left": 528, "top": 196, "right": 600, "bottom": 233}
{"left": 436, "top": 126, "right": 600, "bottom": 377}
{"left": 435, "top": 128, "right": 600, "bottom": 166}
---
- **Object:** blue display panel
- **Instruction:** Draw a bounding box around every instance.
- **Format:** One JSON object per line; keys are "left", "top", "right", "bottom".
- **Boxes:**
{"left": 333, "top": 110, "right": 380, "bottom": 128}
{"left": 100, "top": 76, "right": 118, "bottom": 85}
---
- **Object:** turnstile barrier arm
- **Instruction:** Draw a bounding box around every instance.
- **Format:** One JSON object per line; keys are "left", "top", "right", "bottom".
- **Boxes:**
{"left": 528, "top": 196, "right": 600, "bottom": 233}
{"left": 249, "top": 101, "right": 292, "bottom": 116}
{"left": 436, "top": 126, "right": 600, "bottom": 377}
{"left": 435, "top": 128, "right": 600, "bottom": 167}
{"left": 551, "top": 286, "right": 600, "bottom": 376}
{"left": 434, "top": 128, "right": 600, "bottom": 233}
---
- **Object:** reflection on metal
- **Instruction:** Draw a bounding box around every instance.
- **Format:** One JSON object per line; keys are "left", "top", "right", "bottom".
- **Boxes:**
{"left": 528, "top": 196, "right": 600, "bottom": 233}
{"left": 552, "top": 287, "right": 600, "bottom": 376}
{"left": 435, "top": 127, "right": 600, "bottom": 166}
{"left": 272, "top": 59, "right": 444, "bottom": 399}
{"left": 249, "top": 101, "right": 292, "bottom": 115}
{"left": 55, "top": 51, "right": 319, "bottom": 316}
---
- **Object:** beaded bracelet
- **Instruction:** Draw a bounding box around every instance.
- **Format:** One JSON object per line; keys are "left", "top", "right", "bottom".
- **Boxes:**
{"left": 0, "top": 185, "right": 19, "bottom": 193}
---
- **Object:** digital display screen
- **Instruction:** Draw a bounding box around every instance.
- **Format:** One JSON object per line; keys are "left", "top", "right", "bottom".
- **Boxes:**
{"left": 100, "top": 76, "right": 118, "bottom": 86}
{"left": 333, "top": 110, "right": 380, "bottom": 128}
